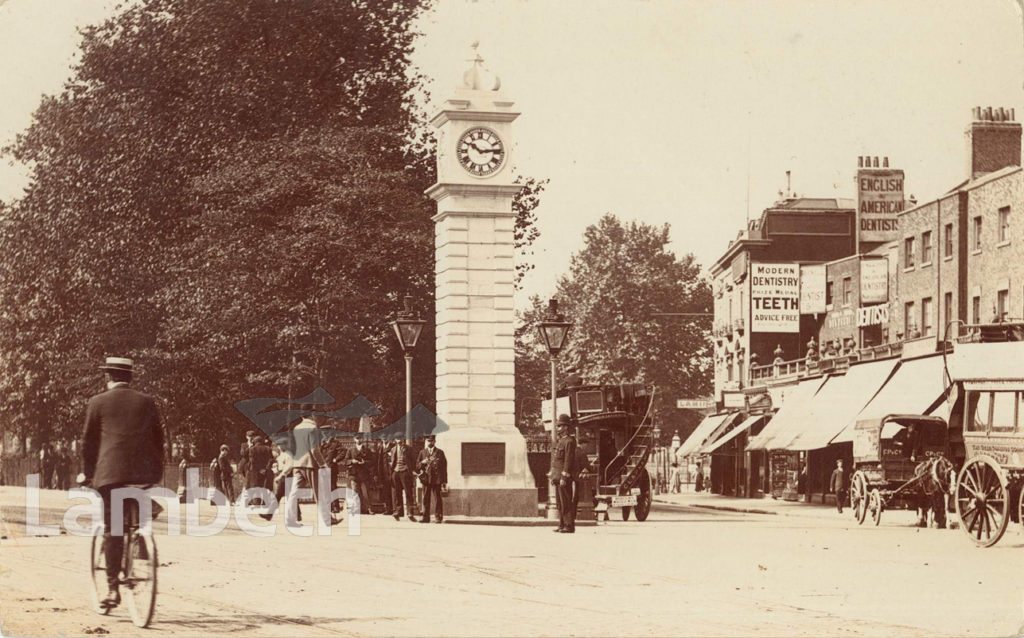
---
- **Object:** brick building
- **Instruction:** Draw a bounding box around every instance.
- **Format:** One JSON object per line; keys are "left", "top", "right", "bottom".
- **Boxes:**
{"left": 695, "top": 105, "right": 1023, "bottom": 500}
{"left": 710, "top": 197, "right": 856, "bottom": 402}
{"left": 895, "top": 107, "right": 1022, "bottom": 351}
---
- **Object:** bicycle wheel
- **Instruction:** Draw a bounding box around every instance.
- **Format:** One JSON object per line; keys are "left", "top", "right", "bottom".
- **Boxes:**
{"left": 88, "top": 534, "right": 110, "bottom": 615}
{"left": 124, "top": 533, "right": 157, "bottom": 627}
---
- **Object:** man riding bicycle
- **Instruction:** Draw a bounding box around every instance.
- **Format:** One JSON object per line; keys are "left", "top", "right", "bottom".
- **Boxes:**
{"left": 82, "top": 357, "right": 165, "bottom": 608}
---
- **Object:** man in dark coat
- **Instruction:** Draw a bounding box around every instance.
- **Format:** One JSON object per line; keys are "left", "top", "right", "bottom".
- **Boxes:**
{"left": 375, "top": 439, "right": 394, "bottom": 515}
{"left": 550, "top": 415, "right": 577, "bottom": 533}
{"left": 213, "top": 444, "right": 235, "bottom": 503}
{"left": 344, "top": 436, "right": 373, "bottom": 515}
{"left": 415, "top": 435, "right": 448, "bottom": 523}
{"left": 82, "top": 357, "right": 164, "bottom": 608}
{"left": 830, "top": 459, "right": 847, "bottom": 514}
{"left": 388, "top": 439, "right": 417, "bottom": 522}
{"left": 39, "top": 443, "right": 55, "bottom": 490}
{"left": 246, "top": 436, "right": 272, "bottom": 505}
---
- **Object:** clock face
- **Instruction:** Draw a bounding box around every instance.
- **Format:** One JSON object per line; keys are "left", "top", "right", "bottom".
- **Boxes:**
{"left": 457, "top": 127, "right": 505, "bottom": 176}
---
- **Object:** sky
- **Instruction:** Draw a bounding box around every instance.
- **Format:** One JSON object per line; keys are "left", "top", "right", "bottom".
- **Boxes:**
{"left": 2, "top": 0, "right": 1024, "bottom": 308}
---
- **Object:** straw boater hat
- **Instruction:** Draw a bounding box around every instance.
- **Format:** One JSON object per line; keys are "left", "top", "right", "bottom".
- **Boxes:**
{"left": 98, "top": 357, "right": 134, "bottom": 373}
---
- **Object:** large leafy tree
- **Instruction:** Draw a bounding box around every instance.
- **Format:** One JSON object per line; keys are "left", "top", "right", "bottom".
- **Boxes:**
{"left": 0, "top": 0, "right": 435, "bottom": 457}
{"left": 516, "top": 214, "right": 712, "bottom": 440}
{"left": 1, "top": 0, "right": 547, "bottom": 460}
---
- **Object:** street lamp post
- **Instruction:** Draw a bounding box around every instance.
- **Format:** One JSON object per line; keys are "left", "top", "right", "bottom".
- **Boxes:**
{"left": 537, "top": 298, "right": 573, "bottom": 520}
{"left": 391, "top": 295, "right": 426, "bottom": 440}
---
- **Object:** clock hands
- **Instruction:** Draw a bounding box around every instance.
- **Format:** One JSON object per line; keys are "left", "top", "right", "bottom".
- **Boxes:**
{"left": 469, "top": 140, "right": 496, "bottom": 155}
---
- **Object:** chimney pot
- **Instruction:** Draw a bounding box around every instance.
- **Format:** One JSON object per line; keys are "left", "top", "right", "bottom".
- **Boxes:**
{"left": 858, "top": 156, "right": 864, "bottom": 168}
{"left": 966, "top": 105, "right": 1022, "bottom": 179}
{"left": 873, "top": 157, "right": 879, "bottom": 168}
{"left": 883, "top": 157, "right": 889, "bottom": 168}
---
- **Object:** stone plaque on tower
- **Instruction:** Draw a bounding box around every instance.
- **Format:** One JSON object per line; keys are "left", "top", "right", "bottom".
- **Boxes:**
{"left": 425, "top": 43, "right": 538, "bottom": 516}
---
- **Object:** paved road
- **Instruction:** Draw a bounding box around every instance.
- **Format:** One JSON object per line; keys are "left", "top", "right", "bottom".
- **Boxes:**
{"left": 2, "top": 498, "right": 1023, "bottom": 637}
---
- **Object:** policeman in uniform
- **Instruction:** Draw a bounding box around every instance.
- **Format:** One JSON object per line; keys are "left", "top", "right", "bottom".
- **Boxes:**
{"left": 550, "top": 414, "right": 577, "bottom": 533}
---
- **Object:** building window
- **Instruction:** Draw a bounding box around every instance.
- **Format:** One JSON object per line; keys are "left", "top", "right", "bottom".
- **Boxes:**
{"left": 826, "top": 280, "right": 834, "bottom": 307}
{"left": 842, "top": 277, "right": 852, "bottom": 306}
{"left": 998, "top": 289, "right": 1009, "bottom": 322}
{"left": 973, "top": 216, "right": 983, "bottom": 251}
{"left": 944, "top": 223, "right": 953, "bottom": 258}
{"left": 999, "top": 207, "right": 1011, "bottom": 244}
{"left": 972, "top": 296, "right": 981, "bottom": 324}
{"left": 904, "top": 301, "right": 916, "bottom": 337}
{"left": 904, "top": 236, "right": 915, "bottom": 268}
{"left": 943, "top": 292, "right": 953, "bottom": 338}
{"left": 921, "top": 231, "right": 933, "bottom": 264}
{"left": 921, "top": 297, "right": 934, "bottom": 337}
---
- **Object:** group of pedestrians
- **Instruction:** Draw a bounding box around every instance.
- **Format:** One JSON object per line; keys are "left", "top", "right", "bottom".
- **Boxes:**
{"left": 37, "top": 442, "right": 74, "bottom": 490}
{"left": 208, "top": 424, "right": 449, "bottom": 524}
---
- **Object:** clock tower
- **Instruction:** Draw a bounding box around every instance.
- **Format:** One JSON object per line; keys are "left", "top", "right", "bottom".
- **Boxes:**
{"left": 426, "top": 44, "right": 537, "bottom": 516}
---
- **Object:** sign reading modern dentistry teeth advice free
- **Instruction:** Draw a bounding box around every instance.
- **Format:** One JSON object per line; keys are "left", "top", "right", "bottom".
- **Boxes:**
{"left": 751, "top": 263, "right": 800, "bottom": 333}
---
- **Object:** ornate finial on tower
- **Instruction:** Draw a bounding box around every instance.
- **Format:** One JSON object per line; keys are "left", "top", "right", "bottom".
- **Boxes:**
{"left": 461, "top": 40, "right": 501, "bottom": 91}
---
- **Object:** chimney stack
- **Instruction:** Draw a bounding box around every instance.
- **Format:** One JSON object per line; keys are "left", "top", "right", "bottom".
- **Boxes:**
{"left": 966, "top": 105, "right": 1022, "bottom": 180}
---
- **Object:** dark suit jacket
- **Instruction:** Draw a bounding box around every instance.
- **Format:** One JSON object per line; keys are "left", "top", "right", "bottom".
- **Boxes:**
{"left": 345, "top": 445, "right": 373, "bottom": 481}
{"left": 246, "top": 442, "right": 272, "bottom": 488}
{"left": 830, "top": 468, "right": 846, "bottom": 493}
{"left": 550, "top": 434, "right": 576, "bottom": 479}
{"left": 416, "top": 447, "right": 448, "bottom": 485}
{"left": 386, "top": 445, "right": 417, "bottom": 473}
{"left": 82, "top": 385, "right": 164, "bottom": 490}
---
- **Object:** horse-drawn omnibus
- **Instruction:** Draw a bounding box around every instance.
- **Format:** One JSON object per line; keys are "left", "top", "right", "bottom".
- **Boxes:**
{"left": 546, "top": 383, "right": 657, "bottom": 521}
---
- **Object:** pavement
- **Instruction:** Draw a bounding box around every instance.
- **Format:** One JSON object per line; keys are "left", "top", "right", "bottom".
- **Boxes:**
{"left": 2, "top": 486, "right": 1022, "bottom": 637}
{"left": 653, "top": 491, "right": 921, "bottom": 523}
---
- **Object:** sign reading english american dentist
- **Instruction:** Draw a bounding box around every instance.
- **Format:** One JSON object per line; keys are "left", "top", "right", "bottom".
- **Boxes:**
{"left": 751, "top": 263, "right": 800, "bottom": 333}
{"left": 857, "top": 157, "right": 905, "bottom": 244}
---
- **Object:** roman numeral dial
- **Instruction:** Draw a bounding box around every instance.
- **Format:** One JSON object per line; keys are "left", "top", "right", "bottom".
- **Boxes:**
{"left": 456, "top": 127, "right": 505, "bottom": 176}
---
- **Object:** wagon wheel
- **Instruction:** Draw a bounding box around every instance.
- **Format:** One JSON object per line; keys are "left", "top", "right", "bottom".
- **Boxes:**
{"left": 634, "top": 469, "right": 652, "bottom": 522}
{"left": 868, "top": 489, "right": 883, "bottom": 526}
{"left": 1018, "top": 482, "right": 1024, "bottom": 533}
{"left": 955, "top": 455, "right": 1009, "bottom": 548}
{"left": 850, "top": 471, "right": 868, "bottom": 525}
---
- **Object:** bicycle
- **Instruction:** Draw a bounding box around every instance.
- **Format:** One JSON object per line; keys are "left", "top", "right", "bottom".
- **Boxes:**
{"left": 84, "top": 481, "right": 158, "bottom": 628}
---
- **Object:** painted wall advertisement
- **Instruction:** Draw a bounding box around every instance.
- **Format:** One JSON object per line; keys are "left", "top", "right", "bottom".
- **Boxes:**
{"left": 751, "top": 263, "right": 800, "bottom": 333}
{"left": 860, "top": 258, "right": 889, "bottom": 304}
{"left": 799, "top": 264, "right": 826, "bottom": 314}
{"left": 857, "top": 169, "right": 905, "bottom": 243}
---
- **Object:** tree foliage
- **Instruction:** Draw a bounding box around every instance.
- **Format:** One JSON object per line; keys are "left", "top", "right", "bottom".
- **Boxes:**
{"left": 516, "top": 214, "right": 712, "bottom": 439}
{"left": 0, "top": 0, "right": 445, "bottom": 458}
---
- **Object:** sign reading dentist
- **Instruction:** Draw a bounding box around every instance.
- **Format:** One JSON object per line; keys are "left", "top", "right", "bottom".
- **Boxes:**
{"left": 751, "top": 263, "right": 800, "bottom": 333}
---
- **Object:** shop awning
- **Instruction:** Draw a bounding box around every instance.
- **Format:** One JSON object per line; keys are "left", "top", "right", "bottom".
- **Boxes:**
{"left": 831, "top": 354, "right": 952, "bottom": 444}
{"left": 746, "top": 376, "right": 826, "bottom": 451}
{"left": 784, "top": 359, "right": 898, "bottom": 451}
{"left": 947, "top": 342, "right": 1024, "bottom": 390}
{"left": 677, "top": 413, "right": 735, "bottom": 457}
{"left": 701, "top": 414, "right": 767, "bottom": 454}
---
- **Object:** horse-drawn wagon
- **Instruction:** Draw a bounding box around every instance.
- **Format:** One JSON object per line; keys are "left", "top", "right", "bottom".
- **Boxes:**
{"left": 848, "top": 414, "right": 955, "bottom": 526}
{"left": 944, "top": 338, "right": 1024, "bottom": 547}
